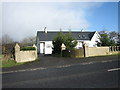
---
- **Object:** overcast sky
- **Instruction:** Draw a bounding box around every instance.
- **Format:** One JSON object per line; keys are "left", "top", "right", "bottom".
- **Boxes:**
{"left": 1, "top": 0, "right": 119, "bottom": 41}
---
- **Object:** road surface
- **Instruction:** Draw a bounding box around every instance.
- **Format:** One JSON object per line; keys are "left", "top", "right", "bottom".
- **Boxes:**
{"left": 2, "top": 55, "right": 120, "bottom": 88}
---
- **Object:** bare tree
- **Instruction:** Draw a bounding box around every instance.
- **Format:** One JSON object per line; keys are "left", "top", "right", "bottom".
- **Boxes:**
{"left": 2, "top": 34, "right": 14, "bottom": 45}
{"left": 0, "top": 37, "right": 2, "bottom": 54}
{"left": 0, "top": 37, "right": 2, "bottom": 45}
{"left": 20, "top": 36, "right": 36, "bottom": 46}
{"left": 109, "top": 31, "right": 118, "bottom": 38}
{"left": 98, "top": 30, "right": 110, "bottom": 35}
{"left": 2, "top": 34, "right": 15, "bottom": 60}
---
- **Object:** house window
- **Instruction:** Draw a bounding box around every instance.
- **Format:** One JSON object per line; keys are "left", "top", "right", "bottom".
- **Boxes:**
{"left": 82, "top": 35, "right": 87, "bottom": 39}
{"left": 79, "top": 35, "right": 87, "bottom": 39}
{"left": 78, "top": 35, "right": 81, "bottom": 38}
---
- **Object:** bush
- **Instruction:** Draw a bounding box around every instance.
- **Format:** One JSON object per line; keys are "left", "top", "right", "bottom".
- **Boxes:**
{"left": 2, "top": 43, "right": 16, "bottom": 60}
{"left": 20, "top": 46, "right": 36, "bottom": 51}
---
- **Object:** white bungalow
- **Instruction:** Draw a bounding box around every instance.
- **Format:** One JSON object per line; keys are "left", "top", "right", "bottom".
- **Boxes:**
{"left": 36, "top": 28, "right": 101, "bottom": 54}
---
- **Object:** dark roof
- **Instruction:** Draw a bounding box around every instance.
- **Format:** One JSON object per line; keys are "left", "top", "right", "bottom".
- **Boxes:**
{"left": 37, "top": 31, "right": 96, "bottom": 41}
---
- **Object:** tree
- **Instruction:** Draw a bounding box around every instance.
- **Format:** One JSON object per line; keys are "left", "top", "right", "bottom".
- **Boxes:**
{"left": 117, "top": 34, "right": 120, "bottom": 45}
{"left": 100, "top": 34, "right": 110, "bottom": 46}
{"left": 98, "top": 30, "right": 109, "bottom": 35}
{"left": 109, "top": 31, "right": 118, "bottom": 39}
{"left": 99, "top": 31, "right": 119, "bottom": 46}
{"left": 0, "top": 37, "right": 2, "bottom": 55}
{"left": 0, "top": 37, "right": 2, "bottom": 45}
{"left": 52, "top": 32, "right": 65, "bottom": 54}
{"left": 20, "top": 36, "right": 36, "bottom": 47}
{"left": 2, "top": 34, "right": 15, "bottom": 60}
{"left": 64, "top": 33, "right": 78, "bottom": 50}
{"left": 100, "top": 34, "right": 116, "bottom": 46}
{"left": 52, "top": 32, "right": 78, "bottom": 54}
{"left": 2, "top": 34, "right": 14, "bottom": 44}
{"left": 109, "top": 39, "right": 116, "bottom": 46}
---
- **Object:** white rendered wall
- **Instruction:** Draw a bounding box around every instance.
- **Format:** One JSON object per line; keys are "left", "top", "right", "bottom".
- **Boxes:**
{"left": 75, "top": 41, "right": 83, "bottom": 49}
{"left": 90, "top": 32, "right": 101, "bottom": 47}
{"left": 44, "top": 41, "right": 53, "bottom": 54}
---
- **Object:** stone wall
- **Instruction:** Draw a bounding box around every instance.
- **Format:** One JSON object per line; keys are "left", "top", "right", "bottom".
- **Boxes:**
{"left": 85, "top": 47, "right": 109, "bottom": 57}
{"left": 15, "top": 43, "right": 37, "bottom": 63}
{"left": 62, "top": 48, "right": 84, "bottom": 58}
{"left": 70, "top": 48, "right": 84, "bottom": 58}
{"left": 62, "top": 45, "right": 120, "bottom": 58}
{"left": 85, "top": 45, "right": 120, "bottom": 57}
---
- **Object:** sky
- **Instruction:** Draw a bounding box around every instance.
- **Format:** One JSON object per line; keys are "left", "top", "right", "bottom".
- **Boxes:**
{"left": 1, "top": 1, "right": 119, "bottom": 41}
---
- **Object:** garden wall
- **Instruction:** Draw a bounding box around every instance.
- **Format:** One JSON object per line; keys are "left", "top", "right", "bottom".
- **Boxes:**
{"left": 85, "top": 45, "right": 120, "bottom": 57}
{"left": 62, "top": 45, "right": 120, "bottom": 58}
{"left": 85, "top": 47, "right": 109, "bottom": 57}
{"left": 15, "top": 43, "right": 37, "bottom": 63}
{"left": 62, "top": 48, "right": 84, "bottom": 58}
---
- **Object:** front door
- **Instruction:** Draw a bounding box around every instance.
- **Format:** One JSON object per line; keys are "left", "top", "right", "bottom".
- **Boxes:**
{"left": 40, "top": 42, "right": 45, "bottom": 54}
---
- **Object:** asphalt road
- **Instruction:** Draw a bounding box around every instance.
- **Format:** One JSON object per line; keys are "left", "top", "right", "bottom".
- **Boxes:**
{"left": 2, "top": 56, "right": 120, "bottom": 88}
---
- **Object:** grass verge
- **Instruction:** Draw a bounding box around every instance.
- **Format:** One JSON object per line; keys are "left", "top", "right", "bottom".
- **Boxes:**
{"left": 0, "top": 56, "right": 40, "bottom": 68}
{"left": 0, "top": 59, "right": 40, "bottom": 68}
{"left": 0, "top": 60, "right": 25, "bottom": 68}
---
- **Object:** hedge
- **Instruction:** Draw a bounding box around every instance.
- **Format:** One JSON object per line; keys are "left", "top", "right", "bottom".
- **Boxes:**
{"left": 20, "top": 46, "right": 36, "bottom": 51}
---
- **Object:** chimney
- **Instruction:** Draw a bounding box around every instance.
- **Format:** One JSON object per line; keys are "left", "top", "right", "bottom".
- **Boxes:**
{"left": 44, "top": 27, "right": 47, "bottom": 33}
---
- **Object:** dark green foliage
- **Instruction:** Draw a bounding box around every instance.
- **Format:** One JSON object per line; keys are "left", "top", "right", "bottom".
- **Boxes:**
{"left": 117, "top": 34, "right": 120, "bottom": 45}
{"left": 100, "top": 34, "right": 116, "bottom": 46}
{"left": 109, "top": 40, "right": 116, "bottom": 46}
{"left": 99, "top": 31, "right": 119, "bottom": 46}
{"left": 97, "top": 41, "right": 101, "bottom": 47}
{"left": 64, "top": 33, "right": 78, "bottom": 50}
{"left": 100, "top": 34, "right": 110, "bottom": 46}
{"left": 52, "top": 32, "right": 78, "bottom": 54}
{"left": 20, "top": 46, "right": 36, "bottom": 51}
{"left": 52, "top": 32, "right": 65, "bottom": 54}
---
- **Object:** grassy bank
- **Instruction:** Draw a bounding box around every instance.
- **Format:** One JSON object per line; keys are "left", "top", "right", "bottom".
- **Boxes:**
{"left": 0, "top": 59, "right": 25, "bottom": 68}
{"left": 0, "top": 54, "right": 25, "bottom": 68}
{"left": 0, "top": 54, "right": 39, "bottom": 68}
{"left": 0, "top": 55, "right": 2, "bottom": 60}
